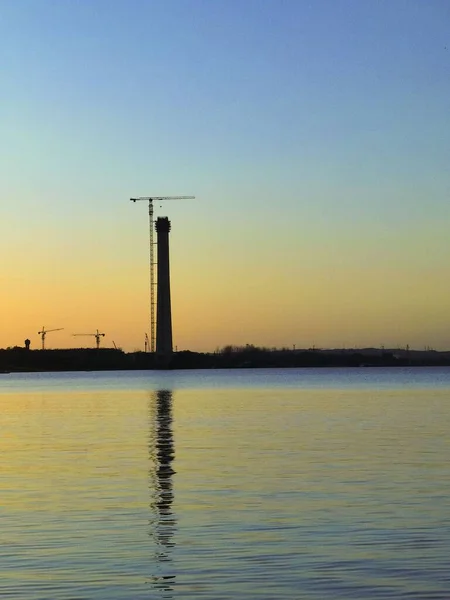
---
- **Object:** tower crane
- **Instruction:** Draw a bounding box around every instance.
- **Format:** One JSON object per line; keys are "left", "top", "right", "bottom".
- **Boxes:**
{"left": 38, "top": 326, "right": 64, "bottom": 350}
{"left": 73, "top": 329, "right": 105, "bottom": 349}
{"left": 130, "top": 196, "right": 195, "bottom": 352}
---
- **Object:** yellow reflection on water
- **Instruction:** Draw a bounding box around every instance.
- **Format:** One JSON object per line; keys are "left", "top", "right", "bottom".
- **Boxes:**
{"left": 1, "top": 384, "right": 450, "bottom": 599}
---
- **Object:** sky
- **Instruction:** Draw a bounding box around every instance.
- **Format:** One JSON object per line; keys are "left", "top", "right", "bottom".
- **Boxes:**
{"left": 1, "top": 0, "right": 450, "bottom": 352}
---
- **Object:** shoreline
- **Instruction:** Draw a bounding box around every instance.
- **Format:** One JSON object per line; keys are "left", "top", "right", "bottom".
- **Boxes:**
{"left": 2, "top": 347, "right": 450, "bottom": 373}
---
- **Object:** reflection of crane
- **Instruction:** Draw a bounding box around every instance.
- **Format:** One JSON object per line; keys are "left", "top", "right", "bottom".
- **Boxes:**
{"left": 38, "top": 327, "right": 63, "bottom": 350}
{"left": 73, "top": 329, "right": 105, "bottom": 349}
{"left": 130, "top": 196, "right": 195, "bottom": 353}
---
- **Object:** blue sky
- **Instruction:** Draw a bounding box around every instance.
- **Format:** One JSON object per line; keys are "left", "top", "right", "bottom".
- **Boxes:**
{"left": 1, "top": 0, "right": 450, "bottom": 350}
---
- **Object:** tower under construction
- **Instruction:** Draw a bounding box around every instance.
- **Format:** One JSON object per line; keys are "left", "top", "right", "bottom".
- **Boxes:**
{"left": 130, "top": 195, "right": 194, "bottom": 354}
{"left": 155, "top": 217, "right": 173, "bottom": 365}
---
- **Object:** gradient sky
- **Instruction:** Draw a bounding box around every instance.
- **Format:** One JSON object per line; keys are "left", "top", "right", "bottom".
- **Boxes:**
{"left": 1, "top": 0, "right": 450, "bottom": 351}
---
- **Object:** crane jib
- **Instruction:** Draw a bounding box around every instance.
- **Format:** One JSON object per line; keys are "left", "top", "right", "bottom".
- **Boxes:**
{"left": 130, "top": 196, "right": 195, "bottom": 202}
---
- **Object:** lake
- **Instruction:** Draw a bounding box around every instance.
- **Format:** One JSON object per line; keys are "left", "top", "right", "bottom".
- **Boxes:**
{"left": 1, "top": 367, "right": 450, "bottom": 599}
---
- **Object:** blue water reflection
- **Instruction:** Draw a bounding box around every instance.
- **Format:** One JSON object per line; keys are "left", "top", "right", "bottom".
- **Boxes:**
{"left": 2, "top": 365, "right": 450, "bottom": 393}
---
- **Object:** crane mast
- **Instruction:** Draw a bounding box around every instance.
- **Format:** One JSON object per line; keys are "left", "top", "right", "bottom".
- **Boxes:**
{"left": 130, "top": 196, "right": 194, "bottom": 352}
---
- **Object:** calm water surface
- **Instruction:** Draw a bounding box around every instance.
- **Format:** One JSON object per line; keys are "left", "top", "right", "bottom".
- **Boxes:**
{"left": 1, "top": 368, "right": 450, "bottom": 599}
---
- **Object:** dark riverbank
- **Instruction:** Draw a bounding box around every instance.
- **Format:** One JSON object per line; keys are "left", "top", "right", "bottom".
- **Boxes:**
{"left": 1, "top": 347, "right": 450, "bottom": 373}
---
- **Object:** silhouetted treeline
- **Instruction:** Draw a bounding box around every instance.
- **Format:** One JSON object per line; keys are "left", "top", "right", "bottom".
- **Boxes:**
{"left": 1, "top": 345, "right": 450, "bottom": 373}
{"left": 173, "top": 345, "right": 450, "bottom": 369}
{"left": 0, "top": 348, "right": 128, "bottom": 372}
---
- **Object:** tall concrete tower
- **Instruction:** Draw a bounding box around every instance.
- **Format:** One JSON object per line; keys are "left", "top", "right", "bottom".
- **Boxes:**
{"left": 155, "top": 217, "right": 173, "bottom": 365}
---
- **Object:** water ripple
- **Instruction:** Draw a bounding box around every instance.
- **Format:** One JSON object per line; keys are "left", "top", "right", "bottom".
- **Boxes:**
{"left": 1, "top": 374, "right": 449, "bottom": 598}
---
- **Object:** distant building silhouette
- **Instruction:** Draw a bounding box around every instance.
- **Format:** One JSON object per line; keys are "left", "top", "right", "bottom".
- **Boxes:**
{"left": 24, "top": 339, "right": 31, "bottom": 350}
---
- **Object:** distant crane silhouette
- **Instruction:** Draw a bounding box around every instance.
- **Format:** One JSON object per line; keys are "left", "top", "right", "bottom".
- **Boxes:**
{"left": 38, "top": 327, "right": 63, "bottom": 350}
{"left": 145, "top": 333, "right": 150, "bottom": 353}
{"left": 73, "top": 329, "right": 105, "bottom": 349}
{"left": 130, "top": 195, "right": 195, "bottom": 352}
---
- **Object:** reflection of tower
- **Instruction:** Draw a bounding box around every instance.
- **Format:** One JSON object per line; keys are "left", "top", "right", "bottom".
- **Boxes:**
{"left": 155, "top": 217, "right": 173, "bottom": 366}
{"left": 148, "top": 390, "right": 176, "bottom": 592}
